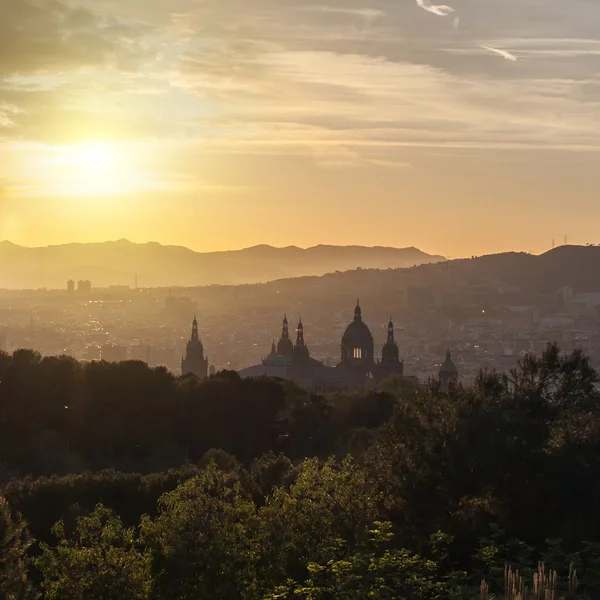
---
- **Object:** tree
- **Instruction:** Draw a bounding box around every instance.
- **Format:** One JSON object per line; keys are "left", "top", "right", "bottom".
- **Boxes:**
{"left": 141, "top": 462, "right": 263, "bottom": 600}
{"left": 36, "top": 505, "right": 151, "bottom": 600}
{"left": 260, "top": 457, "right": 380, "bottom": 584}
{"left": 0, "top": 496, "right": 37, "bottom": 600}
{"left": 268, "top": 522, "right": 462, "bottom": 600}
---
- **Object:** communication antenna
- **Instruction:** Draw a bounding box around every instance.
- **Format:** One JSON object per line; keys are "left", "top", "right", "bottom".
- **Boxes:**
{"left": 552, "top": 239, "right": 555, "bottom": 250}
{"left": 564, "top": 235, "right": 568, "bottom": 246}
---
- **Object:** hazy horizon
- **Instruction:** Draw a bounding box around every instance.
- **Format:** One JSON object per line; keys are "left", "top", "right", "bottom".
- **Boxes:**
{"left": 0, "top": 236, "right": 580, "bottom": 259}
{"left": 2, "top": 0, "right": 600, "bottom": 257}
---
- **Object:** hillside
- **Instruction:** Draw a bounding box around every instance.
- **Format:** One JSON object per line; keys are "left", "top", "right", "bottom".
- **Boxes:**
{"left": 0, "top": 240, "right": 445, "bottom": 289}
{"left": 180, "top": 245, "right": 600, "bottom": 315}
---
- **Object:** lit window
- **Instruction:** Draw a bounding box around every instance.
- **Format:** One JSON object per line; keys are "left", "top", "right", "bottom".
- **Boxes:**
{"left": 353, "top": 347, "right": 362, "bottom": 359}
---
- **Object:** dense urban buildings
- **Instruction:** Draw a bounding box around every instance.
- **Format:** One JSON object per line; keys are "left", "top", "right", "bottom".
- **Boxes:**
{"left": 4, "top": 247, "right": 600, "bottom": 385}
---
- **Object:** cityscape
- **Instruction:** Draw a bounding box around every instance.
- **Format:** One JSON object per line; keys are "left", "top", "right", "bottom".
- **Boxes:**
{"left": 3, "top": 0, "right": 600, "bottom": 595}
{"left": 2, "top": 243, "right": 600, "bottom": 387}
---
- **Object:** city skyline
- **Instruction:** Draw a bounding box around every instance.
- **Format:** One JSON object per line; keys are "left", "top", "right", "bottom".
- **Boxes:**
{"left": 2, "top": 0, "right": 600, "bottom": 256}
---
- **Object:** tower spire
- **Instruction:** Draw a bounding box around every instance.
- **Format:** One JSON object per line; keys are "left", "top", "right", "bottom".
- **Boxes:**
{"left": 296, "top": 317, "right": 305, "bottom": 346}
{"left": 387, "top": 318, "right": 395, "bottom": 343}
{"left": 354, "top": 299, "right": 362, "bottom": 321}
{"left": 277, "top": 314, "right": 294, "bottom": 357}
{"left": 182, "top": 316, "right": 208, "bottom": 379}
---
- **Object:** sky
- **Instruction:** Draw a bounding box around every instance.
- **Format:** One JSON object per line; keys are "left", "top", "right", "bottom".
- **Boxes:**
{"left": 2, "top": 0, "right": 600, "bottom": 257}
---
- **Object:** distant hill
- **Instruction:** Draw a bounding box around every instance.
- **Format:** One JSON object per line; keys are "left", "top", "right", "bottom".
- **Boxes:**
{"left": 0, "top": 240, "right": 445, "bottom": 289}
{"left": 178, "top": 245, "right": 600, "bottom": 316}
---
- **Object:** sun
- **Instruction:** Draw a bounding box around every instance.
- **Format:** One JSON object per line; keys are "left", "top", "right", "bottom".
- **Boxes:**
{"left": 78, "top": 143, "right": 114, "bottom": 171}
{"left": 38, "top": 142, "right": 131, "bottom": 197}
{"left": 19, "top": 140, "right": 161, "bottom": 199}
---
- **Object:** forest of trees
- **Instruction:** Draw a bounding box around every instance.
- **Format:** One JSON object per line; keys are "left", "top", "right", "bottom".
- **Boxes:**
{"left": 2, "top": 345, "right": 600, "bottom": 599}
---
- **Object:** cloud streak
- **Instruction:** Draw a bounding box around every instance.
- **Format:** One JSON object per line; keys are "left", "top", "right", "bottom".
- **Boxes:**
{"left": 415, "top": 0, "right": 455, "bottom": 17}
{"left": 481, "top": 46, "right": 518, "bottom": 61}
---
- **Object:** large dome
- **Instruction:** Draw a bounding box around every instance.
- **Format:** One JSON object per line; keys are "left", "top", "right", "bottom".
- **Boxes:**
{"left": 342, "top": 301, "right": 374, "bottom": 345}
{"left": 342, "top": 318, "right": 374, "bottom": 346}
{"left": 340, "top": 301, "right": 375, "bottom": 367}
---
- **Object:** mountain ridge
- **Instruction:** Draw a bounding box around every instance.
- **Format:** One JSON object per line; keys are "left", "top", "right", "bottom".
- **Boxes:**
{"left": 0, "top": 240, "right": 445, "bottom": 289}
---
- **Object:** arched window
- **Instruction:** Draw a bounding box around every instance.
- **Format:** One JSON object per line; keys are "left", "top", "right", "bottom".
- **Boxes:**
{"left": 353, "top": 347, "right": 362, "bottom": 359}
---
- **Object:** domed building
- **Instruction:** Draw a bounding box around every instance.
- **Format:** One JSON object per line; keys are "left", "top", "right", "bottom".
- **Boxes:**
{"left": 238, "top": 316, "right": 326, "bottom": 385}
{"left": 334, "top": 301, "right": 404, "bottom": 389}
{"left": 340, "top": 301, "right": 375, "bottom": 369}
{"left": 239, "top": 301, "right": 405, "bottom": 392}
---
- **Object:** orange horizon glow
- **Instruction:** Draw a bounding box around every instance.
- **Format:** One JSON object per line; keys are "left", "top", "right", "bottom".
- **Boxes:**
{"left": 2, "top": 0, "right": 600, "bottom": 258}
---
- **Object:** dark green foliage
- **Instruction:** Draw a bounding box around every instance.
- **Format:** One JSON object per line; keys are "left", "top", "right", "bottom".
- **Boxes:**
{"left": 1, "top": 354, "right": 382, "bottom": 478}
{"left": 3, "top": 343, "right": 600, "bottom": 599}
{"left": 269, "top": 523, "right": 464, "bottom": 600}
{"left": 0, "top": 496, "right": 37, "bottom": 600}
{"left": 36, "top": 505, "right": 151, "bottom": 600}
{"left": 259, "top": 457, "right": 379, "bottom": 583}
{"left": 141, "top": 463, "right": 262, "bottom": 600}
{"left": 1, "top": 468, "right": 202, "bottom": 546}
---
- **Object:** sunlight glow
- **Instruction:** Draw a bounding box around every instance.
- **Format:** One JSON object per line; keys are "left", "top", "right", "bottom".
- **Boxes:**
{"left": 12, "top": 142, "right": 150, "bottom": 198}
{"left": 46, "top": 143, "right": 128, "bottom": 197}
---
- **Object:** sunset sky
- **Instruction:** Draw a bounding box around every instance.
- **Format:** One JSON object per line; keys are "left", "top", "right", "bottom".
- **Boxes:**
{"left": 2, "top": 0, "right": 600, "bottom": 257}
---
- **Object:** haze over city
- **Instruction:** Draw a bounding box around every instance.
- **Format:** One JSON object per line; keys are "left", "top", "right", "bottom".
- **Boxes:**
{"left": 3, "top": 0, "right": 600, "bottom": 256}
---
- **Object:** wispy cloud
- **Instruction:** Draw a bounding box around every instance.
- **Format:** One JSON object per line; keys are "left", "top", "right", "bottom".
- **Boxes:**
{"left": 481, "top": 46, "right": 518, "bottom": 61}
{"left": 297, "top": 6, "right": 385, "bottom": 20}
{"left": 415, "top": 0, "right": 455, "bottom": 17}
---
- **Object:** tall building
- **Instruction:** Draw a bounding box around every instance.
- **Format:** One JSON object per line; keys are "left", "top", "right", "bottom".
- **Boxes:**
{"left": 181, "top": 317, "right": 209, "bottom": 379}
{"left": 439, "top": 350, "right": 459, "bottom": 393}
{"left": 77, "top": 280, "right": 92, "bottom": 294}
{"left": 67, "top": 280, "right": 75, "bottom": 293}
{"left": 380, "top": 318, "right": 405, "bottom": 377}
{"left": 239, "top": 301, "right": 405, "bottom": 392}
{"left": 293, "top": 319, "right": 310, "bottom": 363}
{"left": 276, "top": 315, "right": 294, "bottom": 357}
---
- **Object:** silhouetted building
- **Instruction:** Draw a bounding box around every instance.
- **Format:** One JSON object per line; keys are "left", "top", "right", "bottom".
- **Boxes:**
{"left": 340, "top": 301, "right": 375, "bottom": 367}
{"left": 439, "top": 349, "right": 459, "bottom": 393}
{"left": 77, "top": 280, "right": 92, "bottom": 294}
{"left": 277, "top": 315, "right": 294, "bottom": 357}
{"left": 67, "top": 280, "right": 75, "bottom": 293}
{"left": 239, "top": 301, "right": 405, "bottom": 392}
{"left": 380, "top": 318, "right": 405, "bottom": 375}
{"left": 182, "top": 317, "right": 209, "bottom": 379}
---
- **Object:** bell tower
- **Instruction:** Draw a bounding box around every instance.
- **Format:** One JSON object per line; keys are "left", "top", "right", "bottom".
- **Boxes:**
{"left": 182, "top": 316, "right": 209, "bottom": 379}
{"left": 381, "top": 319, "right": 402, "bottom": 367}
{"left": 293, "top": 318, "right": 310, "bottom": 362}
{"left": 276, "top": 314, "right": 294, "bottom": 357}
